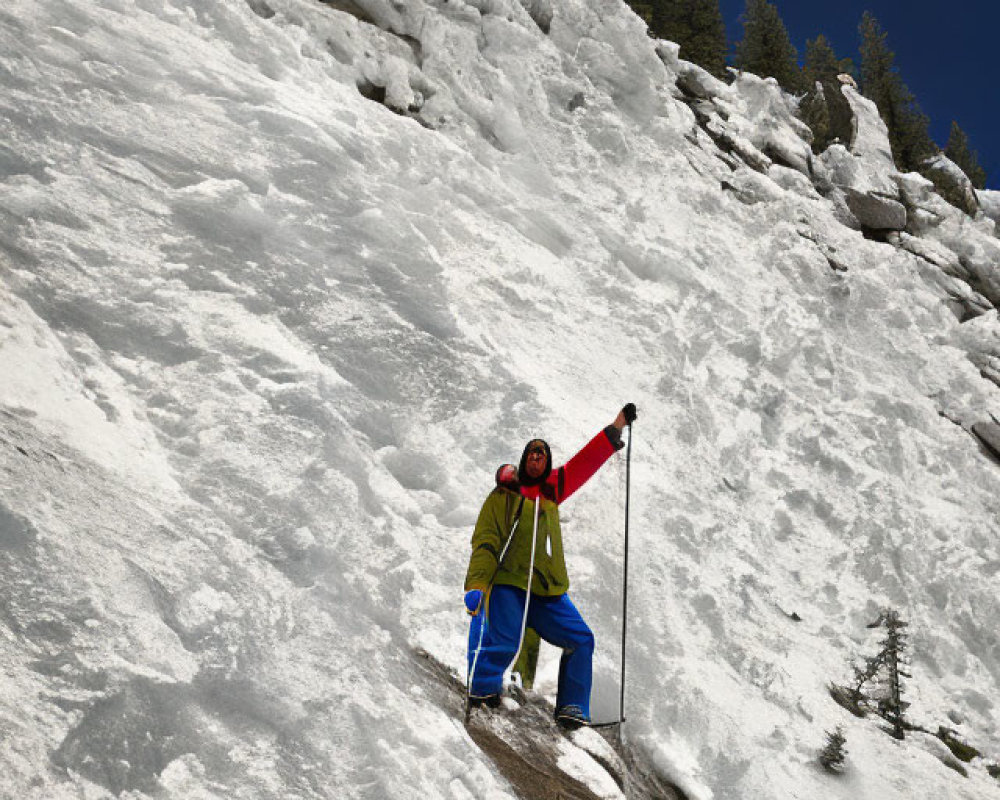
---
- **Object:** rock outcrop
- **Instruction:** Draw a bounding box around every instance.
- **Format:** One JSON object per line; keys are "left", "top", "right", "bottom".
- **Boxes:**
{"left": 816, "top": 87, "right": 906, "bottom": 232}
{"left": 922, "top": 153, "right": 980, "bottom": 217}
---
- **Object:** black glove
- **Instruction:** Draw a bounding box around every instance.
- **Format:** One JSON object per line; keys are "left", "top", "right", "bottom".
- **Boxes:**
{"left": 622, "top": 403, "right": 637, "bottom": 425}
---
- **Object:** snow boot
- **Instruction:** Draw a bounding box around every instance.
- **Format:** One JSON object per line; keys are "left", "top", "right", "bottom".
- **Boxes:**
{"left": 554, "top": 705, "right": 590, "bottom": 730}
{"left": 468, "top": 692, "right": 502, "bottom": 710}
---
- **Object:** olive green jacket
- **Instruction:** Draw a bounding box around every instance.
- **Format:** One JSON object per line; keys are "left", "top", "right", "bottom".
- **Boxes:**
{"left": 463, "top": 426, "right": 623, "bottom": 598}
{"left": 464, "top": 488, "right": 568, "bottom": 597}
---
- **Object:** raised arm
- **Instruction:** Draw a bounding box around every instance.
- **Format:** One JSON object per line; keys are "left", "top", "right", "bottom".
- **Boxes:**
{"left": 548, "top": 404, "right": 636, "bottom": 504}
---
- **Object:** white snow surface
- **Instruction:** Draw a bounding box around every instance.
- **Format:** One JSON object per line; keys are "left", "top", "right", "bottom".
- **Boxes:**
{"left": 2, "top": 1, "right": 1000, "bottom": 799}
{"left": 980, "top": 189, "right": 1000, "bottom": 226}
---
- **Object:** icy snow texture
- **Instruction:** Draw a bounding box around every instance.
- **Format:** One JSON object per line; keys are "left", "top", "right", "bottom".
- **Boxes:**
{"left": 1, "top": 0, "right": 1000, "bottom": 799}
{"left": 979, "top": 189, "right": 1000, "bottom": 226}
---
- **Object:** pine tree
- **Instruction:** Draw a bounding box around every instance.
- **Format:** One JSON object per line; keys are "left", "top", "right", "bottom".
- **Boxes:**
{"left": 819, "top": 726, "right": 848, "bottom": 772}
{"left": 847, "top": 608, "right": 912, "bottom": 737}
{"left": 803, "top": 35, "right": 839, "bottom": 86}
{"left": 945, "top": 121, "right": 988, "bottom": 189}
{"left": 858, "top": 12, "right": 893, "bottom": 109}
{"left": 894, "top": 84, "right": 936, "bottom": 173}
{"left": 858, "top": 12, "right": 936, "bottom": 172}
{"left": 842, "top": 608, "right": 912, "bottom": 734}
{"left": 686, "top": 0, "right": 727, "bottom": 78}
{"left": 800, "top": 85, "right": 830, "bottom": 153}
{"left": 734, "top": 0, "right": 803, "bottom": 93}
{"left": 650, "top": 0, "right": 727, "bottom": 78}
{"left": 877, "top": 609, "right": 911, "bottom": 740}
{"left": 801, "top": 35, "right": 854, "bottom": 152}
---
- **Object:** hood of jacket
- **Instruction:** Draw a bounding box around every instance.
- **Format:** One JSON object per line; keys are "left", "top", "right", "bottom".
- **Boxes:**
{"left": 517, "top": 438, "right": 552, "bottom": 486}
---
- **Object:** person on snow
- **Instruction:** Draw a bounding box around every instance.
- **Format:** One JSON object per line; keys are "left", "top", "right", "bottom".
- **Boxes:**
{"left": 463, "top": 403, "right": 637, "bottom": 729}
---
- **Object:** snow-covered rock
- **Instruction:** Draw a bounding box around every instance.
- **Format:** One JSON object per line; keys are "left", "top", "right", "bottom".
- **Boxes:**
{"left": 844, "top": 186, "right": 907, "bottom": 230}
{"left": 954, "top": 236, "right": 1000, "bottom": 308}
{"left": 923, "top": 153, "right": 981, "bottom": 216}
{"left": 896, "top": 173, "right": 1000, "bottom": 306}
{"left": 952, "top": 310, "right": 1000, "bottom": 388}
{"left": 721, "top": 165, "right": 784, "bottom": 205}
{"left": 896, "top": 171, "right": 955, "bottom": 234}
{"left": 704, "top": 113, "right": 772, "bottom": 173}
{"left": 728, "top": 71, "right": 813, "bottom": 176}
{"left": 843, "top": 86, "right": 897, "bottom": 181}
{"left": 674, "top": 59, "right": 732, "bottom": 101}
{"left": 977, "top": 189, "right": 1000, "bottom": 226}
{"left": 816, "top": 86, "right": 907, "bottom": 231}
{"left": 675, "top": 66, "right": 813, "bottom": 181}
{"left": 837, "top": 72, "right": 858, "bottom": 90}
{"left": 654, "top": 39, "right": 681, "bottom": 72}
{"left": 895, "top": 231, "right": 969, "bottom": 280}
{"left": 819, "top": 145, "right": 901, "bottom": 230}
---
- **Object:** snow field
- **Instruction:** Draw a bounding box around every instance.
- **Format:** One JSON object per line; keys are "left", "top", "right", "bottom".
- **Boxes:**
{"left": 1, "top": 0, "right": 1000, "bottom": 798}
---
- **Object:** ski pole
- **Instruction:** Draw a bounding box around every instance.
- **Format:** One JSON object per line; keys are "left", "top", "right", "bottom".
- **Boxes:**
{"left": 466, "top": 611, "right": 489, "bottom": 724}
{"left": 466, "top": 496, "right": 525, "bottom": 722}
{"left": 618, "top": 421, "right": 632, "bottom": 725}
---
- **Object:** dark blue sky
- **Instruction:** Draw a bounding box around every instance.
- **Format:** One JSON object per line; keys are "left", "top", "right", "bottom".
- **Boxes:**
{"left": 718, "top": 1, "right": 999, "bottom": 189}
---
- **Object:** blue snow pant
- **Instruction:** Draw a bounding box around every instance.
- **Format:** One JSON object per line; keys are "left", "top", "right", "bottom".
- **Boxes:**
{"left": 467, "top": 584, "right": 595, "bottom": 716}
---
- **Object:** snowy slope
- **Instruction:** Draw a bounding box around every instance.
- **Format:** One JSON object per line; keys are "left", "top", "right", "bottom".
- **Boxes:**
{"left": 2, "top": 0, "right": 1000, "bottom": 798}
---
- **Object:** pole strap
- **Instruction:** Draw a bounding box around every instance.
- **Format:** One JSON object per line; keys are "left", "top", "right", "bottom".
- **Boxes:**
{"left": 466, "top": 494, "right": 526, "bottom": 720}
{"left": 513, "top": 495, "right": 541, "bottom": 667}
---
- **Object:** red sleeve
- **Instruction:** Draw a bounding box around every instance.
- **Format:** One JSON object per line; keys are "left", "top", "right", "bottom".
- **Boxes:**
{"left": 547, "top": 426, "right": 623, "bottom": 504}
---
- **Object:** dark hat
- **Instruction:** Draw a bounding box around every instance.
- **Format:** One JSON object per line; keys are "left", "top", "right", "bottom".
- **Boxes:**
{"left": 518, "top": 438, "right": 552, "bottom": 486}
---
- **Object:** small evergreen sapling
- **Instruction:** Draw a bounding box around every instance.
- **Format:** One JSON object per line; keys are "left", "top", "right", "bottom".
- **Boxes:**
{"left": 878, "top": 609, "right": 911, "bottom": 739}
{"left": 836, "top": 608, "right": 912, "bottom": 735}
{"left": 819, "top": 726, "right": 848, "bottom": 772}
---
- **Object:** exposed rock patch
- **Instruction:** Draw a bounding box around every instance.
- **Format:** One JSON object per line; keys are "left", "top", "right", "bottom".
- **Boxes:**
{"left": 923, "top": 153, "right": 980, "bottom": 217}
